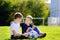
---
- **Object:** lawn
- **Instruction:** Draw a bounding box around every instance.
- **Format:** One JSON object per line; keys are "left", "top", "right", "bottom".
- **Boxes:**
{"left": 0, "top": 26, "right": 60, "bottom": 40}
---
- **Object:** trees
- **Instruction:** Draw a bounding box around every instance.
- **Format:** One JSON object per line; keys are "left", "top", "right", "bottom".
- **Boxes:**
{"left": 0, "top": 0, "right": 12, "bottom": 25}
{"left": 0, "top": 0, "right": 50, "bottom": 26}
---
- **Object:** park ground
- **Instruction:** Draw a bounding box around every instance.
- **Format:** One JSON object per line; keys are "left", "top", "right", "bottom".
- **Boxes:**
{"left": 0, "top": 26, "right": 60, "bottom": 40}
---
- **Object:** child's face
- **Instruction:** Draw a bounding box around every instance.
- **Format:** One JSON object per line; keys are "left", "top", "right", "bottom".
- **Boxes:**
{"left": 17, "top": 18, "right": 22, "bottom": 23}
{"left": 25, "top": 18, "right": 32, "bottom": 24}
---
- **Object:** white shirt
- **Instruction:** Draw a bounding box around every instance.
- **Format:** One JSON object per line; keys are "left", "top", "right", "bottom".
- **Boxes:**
{"left": 10, "top": 21, "right": 20, "bottom": 36}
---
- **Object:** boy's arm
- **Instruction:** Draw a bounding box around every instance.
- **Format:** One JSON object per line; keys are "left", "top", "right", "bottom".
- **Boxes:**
{"left": 12, "top": 30, "right": 21, "bottom": 37}
{"left": 30, "top": 24, "right": 35, "bottom": 30}
{"left": 26, "top": 28, "right": 30, "bottom": 33}
{"left": 26, "top": 24, "right": 35, "bottom": 33}
{"left": 32, "top": 25, "right": 35, "bottom": 29}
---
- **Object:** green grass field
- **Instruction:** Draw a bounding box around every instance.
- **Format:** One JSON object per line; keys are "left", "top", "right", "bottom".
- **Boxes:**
{"left": 0, "top": 26, "right": 60, "bottom": 40}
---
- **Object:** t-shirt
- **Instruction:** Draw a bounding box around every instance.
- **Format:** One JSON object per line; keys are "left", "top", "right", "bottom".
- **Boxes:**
{"left": 10, "top": 21, "right": 20, "bottom": 36}
{"left": 20, "top": 23, "right": 33, "bottom": 34}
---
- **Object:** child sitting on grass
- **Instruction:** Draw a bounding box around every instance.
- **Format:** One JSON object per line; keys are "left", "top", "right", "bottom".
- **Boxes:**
{"left": 20, "top": 15, "right": 46, "bottom": 38}
{"left": 10, "top": 12, "right": 28, "bottom": 39}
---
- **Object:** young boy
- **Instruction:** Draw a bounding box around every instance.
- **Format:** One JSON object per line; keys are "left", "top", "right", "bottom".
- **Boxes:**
{"left": 10, "top": 12, "right": 27, "bottom": 39}
{"left": 20, "top": 15, "right": 46, "bottom": 38}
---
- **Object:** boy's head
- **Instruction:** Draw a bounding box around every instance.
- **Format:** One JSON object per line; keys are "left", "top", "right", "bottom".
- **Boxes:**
{"left": 14, "top": 12, "right": 23, "bottom": 22}
{"left": 25, "top": 15, "right": 33, "bottom": 24}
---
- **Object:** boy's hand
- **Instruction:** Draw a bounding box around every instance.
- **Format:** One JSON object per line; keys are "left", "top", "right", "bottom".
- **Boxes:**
{"left": 16, "top": 33, "right": 21, "bottom": 36}
{"left": 12, "top": 30, "right": 21, "bottom": 37}
{"left": 14, "top": 33, "right": 21, "bottom": 37}
{"left": 22, "top": 33, "right": 28, "bottom": 37}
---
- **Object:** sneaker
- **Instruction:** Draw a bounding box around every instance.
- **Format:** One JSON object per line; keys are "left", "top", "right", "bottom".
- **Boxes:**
{"left": 38, "top": 33, "right": 46, "bottom": 38}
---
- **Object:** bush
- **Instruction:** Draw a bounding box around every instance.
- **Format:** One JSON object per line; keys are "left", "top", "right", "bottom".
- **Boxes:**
{"left": 0, "top": 0, "right": 50, "bottom": 26}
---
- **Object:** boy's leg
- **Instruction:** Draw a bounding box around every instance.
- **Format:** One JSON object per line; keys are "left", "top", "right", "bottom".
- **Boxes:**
{"left": 34, "top": 27, "right": 46, "bottom": 38}
{"left": 34, "top": 27, "right": 40, "bottom": 35}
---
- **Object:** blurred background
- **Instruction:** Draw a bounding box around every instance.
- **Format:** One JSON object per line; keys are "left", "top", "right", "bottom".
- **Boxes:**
{"left": 0, "top": 0, "right": 60, "bottom": 40}
{"left": 0, "top": 0, "right": 50, "bottom": 26}
{"left": 0, "top": 0, "right": 60, "bottom": 26}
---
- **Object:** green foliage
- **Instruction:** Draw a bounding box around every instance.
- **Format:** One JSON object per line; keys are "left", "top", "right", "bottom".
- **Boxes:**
{"left": 0, "top": 0, "right": 13, "bottom": 25}
{"left": 0, "top": 0, "right": 50, "bottom": 25}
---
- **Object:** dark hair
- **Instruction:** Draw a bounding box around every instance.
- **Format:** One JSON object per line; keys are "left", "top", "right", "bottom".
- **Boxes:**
{"left": 14, "top": 14, "right": 23, "bottom": 19}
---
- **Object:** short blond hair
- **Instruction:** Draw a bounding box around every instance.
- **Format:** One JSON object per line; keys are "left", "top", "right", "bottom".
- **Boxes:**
{"left": 26, "top": 15, "right": 33, "bottom": 19}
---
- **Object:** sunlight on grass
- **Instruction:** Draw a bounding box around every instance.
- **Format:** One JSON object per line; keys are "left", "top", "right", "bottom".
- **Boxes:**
{"left": 0, "top": 26, "right": 60, "bottom": 40}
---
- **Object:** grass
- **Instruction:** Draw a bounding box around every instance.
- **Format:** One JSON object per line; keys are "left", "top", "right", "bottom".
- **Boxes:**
{"left": 0, "top": 26, "right": 60, "bottom": 40}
